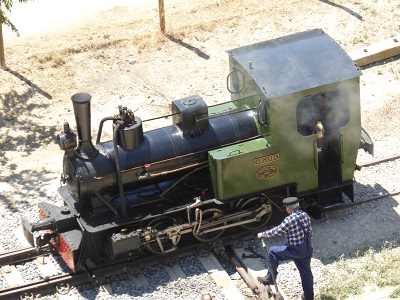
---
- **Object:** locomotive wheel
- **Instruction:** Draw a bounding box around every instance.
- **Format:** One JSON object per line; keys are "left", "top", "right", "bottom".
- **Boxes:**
{"left": 144, "top": 216, "right": 181, "bottom": 254}
{"left": 236, "top": 195, "right": 273, "bottom": 230}
{"left": 192, "top": 208, "right": 226, "bottom": 243}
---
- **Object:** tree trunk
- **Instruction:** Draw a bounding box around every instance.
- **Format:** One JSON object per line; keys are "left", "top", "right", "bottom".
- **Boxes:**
{"left": 158, "top": 0, "right": 165, "bottom": 32}
{"left": 0, "top": 23, "right": 6, "bottom": 69}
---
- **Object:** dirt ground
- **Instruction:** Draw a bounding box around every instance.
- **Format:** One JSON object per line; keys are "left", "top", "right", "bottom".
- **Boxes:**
{"left": 0, "top": 0, "right": 399, "bottom": 298}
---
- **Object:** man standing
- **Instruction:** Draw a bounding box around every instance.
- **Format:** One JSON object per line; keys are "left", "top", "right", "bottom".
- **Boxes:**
{"left": 257, "top": 197, "right": 314, "bottom": 300}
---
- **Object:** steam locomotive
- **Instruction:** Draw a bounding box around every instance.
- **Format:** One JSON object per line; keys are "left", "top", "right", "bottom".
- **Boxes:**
{"left": 23, "top": 29, "right": 373, "bottom": 273}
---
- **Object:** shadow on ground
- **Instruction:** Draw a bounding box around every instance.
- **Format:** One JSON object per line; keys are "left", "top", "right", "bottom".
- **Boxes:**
{"left": 0, "top": 76, "right": 57, "bottom": 212}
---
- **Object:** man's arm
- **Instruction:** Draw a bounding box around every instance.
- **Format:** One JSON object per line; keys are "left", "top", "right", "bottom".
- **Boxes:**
{"left": 257, "top": 218, "right": 290, "bottom": 239}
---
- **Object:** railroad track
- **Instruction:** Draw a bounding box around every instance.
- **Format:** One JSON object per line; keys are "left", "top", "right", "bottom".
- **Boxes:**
{"left": 0, "top": 240, "right": 272, "bottom": 300}
{"left": 0, "top": 246, "right": 50, "bottom": 267}
{"left": 0, "top": 155, "right": 398, "bottom": 300}
{"left": 323, "top": 190, "right": 400, "bottom": 212}
{"left": 0, "top": 231, "right": 263, "bottom": 300}
{"left": 323, "top": 154, "right": 400, "bottom": 212}
{"left": 357, "top": 154, "right": 400, "bottom": 168}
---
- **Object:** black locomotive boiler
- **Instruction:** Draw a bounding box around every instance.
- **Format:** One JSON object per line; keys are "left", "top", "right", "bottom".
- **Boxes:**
{"left": 23, "top": 29, "right": 373, "bottom": 273}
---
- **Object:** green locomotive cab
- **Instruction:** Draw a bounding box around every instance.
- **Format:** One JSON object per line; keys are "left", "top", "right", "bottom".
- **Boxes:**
{"left": 209, "top": 28, "right": 373, "bottom": 209}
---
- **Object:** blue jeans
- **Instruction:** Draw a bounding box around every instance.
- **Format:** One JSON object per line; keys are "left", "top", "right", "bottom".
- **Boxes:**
{"left": 267, "top": 239, "right": 314, "bottom": 300}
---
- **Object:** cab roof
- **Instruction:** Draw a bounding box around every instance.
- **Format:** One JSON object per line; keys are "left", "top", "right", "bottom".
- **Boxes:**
{"left": 226, "top": 29, "right": 362, "bottom": 99}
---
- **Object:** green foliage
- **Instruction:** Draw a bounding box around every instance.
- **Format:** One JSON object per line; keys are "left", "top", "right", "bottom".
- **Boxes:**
{"left": 0, "top": 0, "right": 31, "bottom": 36}
{"left": 319, "top": 241, "right": 400, "bottom": 299}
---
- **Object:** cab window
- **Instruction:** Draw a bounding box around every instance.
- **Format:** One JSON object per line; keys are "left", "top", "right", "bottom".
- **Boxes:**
{"left": 297, "top": 90, "right": 349, "bottom": 136}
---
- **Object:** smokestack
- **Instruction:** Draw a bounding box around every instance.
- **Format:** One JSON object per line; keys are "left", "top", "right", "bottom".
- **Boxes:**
{"left": 71, "top": 93, "right": 97, "bottom": 159}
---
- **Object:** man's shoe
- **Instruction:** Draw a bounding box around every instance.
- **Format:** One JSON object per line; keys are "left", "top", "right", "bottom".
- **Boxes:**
{"left": 257, "top": 272, "right": 277, "bottom": 285}
{"left": 257, "top": 275, "right": 273, "bottom": 285}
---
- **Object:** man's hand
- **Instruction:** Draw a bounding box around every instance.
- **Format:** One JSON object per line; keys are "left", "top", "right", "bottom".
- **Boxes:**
{"left": 257, "top": 233, "right": 263, "bottom": 239}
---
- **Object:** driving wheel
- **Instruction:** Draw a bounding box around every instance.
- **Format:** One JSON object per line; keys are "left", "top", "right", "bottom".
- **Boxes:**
{"left": 236, "top": 195, "right": 273, "bottom": 230}
{"left": 192, "top": 208, "right": 226, "bottom": 242}
{"left": 144, "top": 216, "right": 180, "bottom": 254}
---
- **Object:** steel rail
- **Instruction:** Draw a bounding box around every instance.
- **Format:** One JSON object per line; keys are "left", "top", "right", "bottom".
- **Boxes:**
{"left": 323, "top": 191, "right": 400, "bottom": 212}
{"left": 0, "top": 272, "right": 90, "bottom": 300}
{"left": 357, "top": 154, "right": 400, "bottom": 168}
{"left": 0, "top": 245, "right": 50, "bottom": 267}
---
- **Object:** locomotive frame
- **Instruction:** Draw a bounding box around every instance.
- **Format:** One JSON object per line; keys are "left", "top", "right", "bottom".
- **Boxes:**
{"left": 23, "top": 29, "right": 373, "bottom": 273}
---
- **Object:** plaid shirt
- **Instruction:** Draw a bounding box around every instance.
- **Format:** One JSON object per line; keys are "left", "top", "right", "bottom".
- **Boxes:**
{"left": 260, "top": 210, "right": 313, "bottom": 246}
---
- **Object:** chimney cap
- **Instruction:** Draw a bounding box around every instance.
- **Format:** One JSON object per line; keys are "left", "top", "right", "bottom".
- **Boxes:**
{"left": 72, "top": 92, "right": 91, "bottom": 104}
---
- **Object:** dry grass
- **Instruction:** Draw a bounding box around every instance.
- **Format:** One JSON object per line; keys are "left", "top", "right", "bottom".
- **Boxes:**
{"left": 126, "top": 0, "right": 400, "bottom": 52}
{"left": 6, "top": 0, "right": 399, "bottom": 82}
{"left": 319, "top": 241, "right": 400, "bottom": 299}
